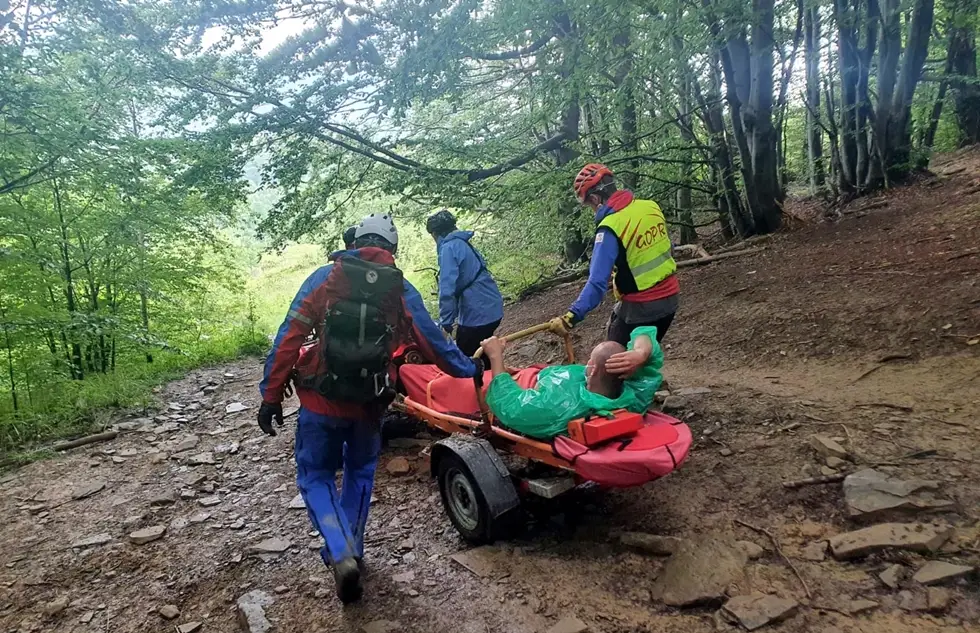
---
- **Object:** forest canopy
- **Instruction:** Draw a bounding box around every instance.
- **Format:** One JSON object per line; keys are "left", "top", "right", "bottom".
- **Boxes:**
{"left": 1, "top": 0, "right": 977, "bottom": 448}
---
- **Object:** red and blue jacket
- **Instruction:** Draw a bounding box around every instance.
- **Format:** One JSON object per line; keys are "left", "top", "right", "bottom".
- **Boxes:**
{"left": 259, "top": 247, "right": 478, "bottom": 419}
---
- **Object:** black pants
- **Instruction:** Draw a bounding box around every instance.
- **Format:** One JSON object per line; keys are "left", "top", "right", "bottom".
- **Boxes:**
{"left": 607, "top": 311, "right": 675, "bottom": 347}
{"left": 455, "top": 320, "right": 502, "bottom": 357}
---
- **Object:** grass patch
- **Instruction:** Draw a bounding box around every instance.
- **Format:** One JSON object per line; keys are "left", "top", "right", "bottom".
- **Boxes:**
{"left": 0, "top": 328, "right": 265, "bottom": 457}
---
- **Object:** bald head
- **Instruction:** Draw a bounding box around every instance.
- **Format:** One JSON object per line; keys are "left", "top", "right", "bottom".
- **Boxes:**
{"left": 586, "top": 341, "right": 627, "bottom": 398}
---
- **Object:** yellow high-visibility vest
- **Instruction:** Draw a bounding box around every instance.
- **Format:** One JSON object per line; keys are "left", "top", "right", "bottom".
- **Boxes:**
{"left": 598, "top": 199, "right": 676, "bottom": 296}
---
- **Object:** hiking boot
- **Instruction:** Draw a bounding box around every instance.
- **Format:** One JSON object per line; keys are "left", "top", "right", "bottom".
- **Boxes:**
{"left": 332, "top": 557, "right": 363, "bottom": 604}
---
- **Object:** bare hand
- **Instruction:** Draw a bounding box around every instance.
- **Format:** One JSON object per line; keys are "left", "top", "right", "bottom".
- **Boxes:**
{"left": 480, "top": 336, "right": 507, "bottom": 360}
{"left": 605, "top": 349, "right": 648, "bottom": 377}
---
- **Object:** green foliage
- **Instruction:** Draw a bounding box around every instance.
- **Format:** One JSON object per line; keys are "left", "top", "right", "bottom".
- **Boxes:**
{"left": 1, "top": 0, "right": 977, "bottom": 452}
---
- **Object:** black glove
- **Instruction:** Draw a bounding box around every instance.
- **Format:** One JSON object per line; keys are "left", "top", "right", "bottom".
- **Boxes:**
{"left": 257, "top": 402, "right": 284, "bottom": 436}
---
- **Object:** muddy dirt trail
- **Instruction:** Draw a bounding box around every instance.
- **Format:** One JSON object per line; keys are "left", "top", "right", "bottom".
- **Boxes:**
{"left": 1, "top": 154, "right": 979, "bottom": 633}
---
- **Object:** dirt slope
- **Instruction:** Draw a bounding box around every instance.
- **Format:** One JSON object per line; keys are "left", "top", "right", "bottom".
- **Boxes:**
{"left": 1, "top": 152, "right": 979, "bottom": 633}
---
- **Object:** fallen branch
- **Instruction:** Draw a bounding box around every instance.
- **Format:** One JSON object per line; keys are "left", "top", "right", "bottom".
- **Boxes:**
{"left": 676, "top": 247, "right": 766, "bottom": 269}
{"left": 51, "top": 431, "right": 118, "bottom": 452}
{"left": 714, "top": 234, "right": 773, "bottom": 254}
{"left": 781, "top": 473, "right": 846, "bottom": 489}
{"left": 515, "top": 246, "right": 765, "bottom": 300}
{"left": 852, "top": 354, "right": 912, "bottom": 383}
{"left": 516, "top": 269, "right": 587, "bottom": 300}
{"left": 724, "top": 286, "right": 753, "bottom": 298}
{"left": 734, "top": 519, "right": 812, "bottom": 600}
{"left": 947, "top": 248, "right": 979, "bottom": 261}
{"left": 856, "top": 402, "right": 914, "bottom": 412}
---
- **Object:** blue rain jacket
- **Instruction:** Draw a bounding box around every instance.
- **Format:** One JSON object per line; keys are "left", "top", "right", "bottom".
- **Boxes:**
{"left": 437, "top": 231, "right": 504, "bottom": 329}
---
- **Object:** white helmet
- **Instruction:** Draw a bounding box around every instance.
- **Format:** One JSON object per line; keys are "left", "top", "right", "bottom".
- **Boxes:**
{"left": 354, "top": 213, "right": 399, "bottom": 247}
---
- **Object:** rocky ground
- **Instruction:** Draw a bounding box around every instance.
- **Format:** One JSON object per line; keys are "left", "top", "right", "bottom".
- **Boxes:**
{"left": 1, "top": 152, "right": 979, "bottom": 633}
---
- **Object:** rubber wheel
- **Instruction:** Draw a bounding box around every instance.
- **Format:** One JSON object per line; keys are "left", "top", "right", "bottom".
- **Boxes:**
{"left": 437, "top": 452, "right": 510, "bottom": 544}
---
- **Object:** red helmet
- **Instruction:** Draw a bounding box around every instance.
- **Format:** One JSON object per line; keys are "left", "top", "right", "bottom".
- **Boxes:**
{"left": 573, "top": 163, "right": 613, "bottom": 202}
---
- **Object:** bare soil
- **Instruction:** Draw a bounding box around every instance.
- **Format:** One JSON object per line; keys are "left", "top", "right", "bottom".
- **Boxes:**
{"left": 1, "top": 152, "right": 979, "bottom": 633}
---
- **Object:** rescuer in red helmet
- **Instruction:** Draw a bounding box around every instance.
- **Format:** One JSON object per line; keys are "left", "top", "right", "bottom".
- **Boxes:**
{"left": 550, "top": 164, "right": 679, "bottom": 350}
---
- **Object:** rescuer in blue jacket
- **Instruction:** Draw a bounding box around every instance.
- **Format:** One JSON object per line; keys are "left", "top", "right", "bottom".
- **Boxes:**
{"left": 426, "top": 209, "right": 504, "bottom": 356}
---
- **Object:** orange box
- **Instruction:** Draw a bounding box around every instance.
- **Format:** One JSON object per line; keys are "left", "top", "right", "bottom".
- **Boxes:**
{"left": 567, "top": 410, "right": 643, "bottom": 447}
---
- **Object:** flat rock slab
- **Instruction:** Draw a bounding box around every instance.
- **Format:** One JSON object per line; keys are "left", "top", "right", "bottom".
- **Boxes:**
{"left": 661, "top": 396, "right": 687, "bottom": 412}
{"left": 674, "top": 387, "right": 712, "bottom": 396}
{"left": 71, "top": 533, "right": 113, "bottom": 548}
{"left": 926, "top": 587, "right": 952, "bottom": 613}
{"left": 249, "top": 538, "right": 291, "bottom": 554}
{"left": 879, "top": 564, "right": 905, "bottom": 589}
{"left": 546, "top": 616, "right": 589, "bottom": 633}
{"left": 721, "top": 594, "right": 799, "bottom": 631}
{"left": 387, "top": 438, "right": 431, "bottom": 449}
{"left": 225, "top": 402, "right": 249, "bottom": 414}
{"left": 619, "top": 532, "right": 685, "bottom": 556}
{"left": 174, "top": 435, "right": 200, "bottom": 452}
{"left": 43, "top": 595, "right": 69, "bottom": 615}
{"left": 845, "top": 599, "right": 879, "bottom": 615}
{"left": 800, "top": 541, "right": 827, "bottom": 562}
{"left": 652, "top": 534, "right": 747, "bottom": 607}
{"left": 362, "top": 621, "right": 402, "bottom": 633}
{"left": 386, "top": 457, "right": 411, "bottom": 476}
{"left": 912, "top": 561, "right": 974, "bottom": 586}
{"left": 392, "top": 571, "right": 415, "bottom": 583}
{"left": 288, "top": 494, "right": 306, "bottom": 510}
{"left": 809, "top": 435, "right": 848, "bottom": 460}
{"left": 449, "top": 547, "right": 499, "bottom": 578}
{"left": 843, "top": 469, "right": 952, "bottom": 521}
{"left": 737, "top": 541, "right": 765, "bottom": 560}
{"left": 237, "top": 590, "right": 274, "bottom": 633}
{"left": 828, "top": 523, "right": 952, "bottom": 560}
{"left": 72, "top": 480, "right": 106, "bottom": 500}
{"left": 150, "top": 490, "right": 176, "bottom": 506}
{"left": 129, "top": 525, "right": 166, "bottom": 545}
{"left": 176, "top": 623, "right": 202, "bottom": 633}
{"left": 187, "top": 452, "right": 216, "bottom": 466}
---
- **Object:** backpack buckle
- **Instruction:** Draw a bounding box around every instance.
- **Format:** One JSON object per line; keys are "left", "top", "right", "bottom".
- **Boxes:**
{"left": 373, "top": 372, "right": 390, "bottom": 397}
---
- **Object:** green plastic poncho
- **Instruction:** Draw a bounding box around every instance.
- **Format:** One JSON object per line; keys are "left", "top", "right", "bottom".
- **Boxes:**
{"left": 485, "top": 326, "right": 664, "bottom": 440}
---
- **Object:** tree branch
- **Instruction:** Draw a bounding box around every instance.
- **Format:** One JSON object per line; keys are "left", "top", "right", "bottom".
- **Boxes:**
{"left": 464, "top": 31, "right": 556, "bottom": 61}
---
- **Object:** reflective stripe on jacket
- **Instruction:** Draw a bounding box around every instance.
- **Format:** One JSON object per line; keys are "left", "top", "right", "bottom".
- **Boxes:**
{"left": 598, "top": 199, "right": 677, "bottom": 295}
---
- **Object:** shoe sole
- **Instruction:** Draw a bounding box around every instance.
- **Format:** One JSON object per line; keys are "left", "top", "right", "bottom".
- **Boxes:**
{"left": 335, "top": 560, "right": 363, "bottom": 604}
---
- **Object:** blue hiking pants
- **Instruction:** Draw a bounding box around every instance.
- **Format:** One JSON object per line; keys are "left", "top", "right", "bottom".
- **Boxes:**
{"left": 294, "top": 408, "right": 381, "bottom": 564}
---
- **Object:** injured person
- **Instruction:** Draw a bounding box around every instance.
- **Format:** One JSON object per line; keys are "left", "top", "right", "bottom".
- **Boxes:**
{"left": 480, "top": 327, "right": 664, "bottom": 440}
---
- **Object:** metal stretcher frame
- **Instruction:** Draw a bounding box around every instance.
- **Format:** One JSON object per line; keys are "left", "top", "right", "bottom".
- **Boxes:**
{"left": 392, "top": 322, "right": 577, "bottom": 470}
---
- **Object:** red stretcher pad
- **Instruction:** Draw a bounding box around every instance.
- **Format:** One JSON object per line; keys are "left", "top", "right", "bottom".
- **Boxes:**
{"left": 398, "top": 364, "right": 543, "bottom": 417}
{"left": 553, "top": 412, "right": 692, "bottom": 487}
{"left": 397, "top": 364, "right": 692, "bottom": 489}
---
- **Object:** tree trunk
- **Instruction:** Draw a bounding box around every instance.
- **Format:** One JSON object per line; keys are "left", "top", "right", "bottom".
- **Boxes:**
{"left": 776, "top": 0, "right": 804, "bottom": 188}
{"left": 674, "top": 30, "right": 698, "bottom": 244}
{"left": 53, "top": 180, "right": 83, "bottom": 380}
{"left": 923, "top": 44, "right": 955, "bottom": 151}
{"left": 0, "top": 296, "right": 17, "bottom": 413}
{"left": 554, "top": 11, "right": 587, "bottom": 265}
{"left": 855, "top": 0, "right": 879, "bottom": 188}
{"left": 834, "top": 0, "right": 860, "bottom": 191}
{"left": 868, "top": 0, "right": 935, "bottom": 187}
{"left": 614, "top": 28, "right": 638, "bottom": 190}
{"left": 805, "top": 4, "right": 826, "bottom": 193}
{"left": 695, "top": 52, "right": 752, "bottom": 236}
{"left": 731, "top": 0, "right": 783, "bottom": 233}
{"left": 949, "top": 0, "right": 980, "bottom": 144}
